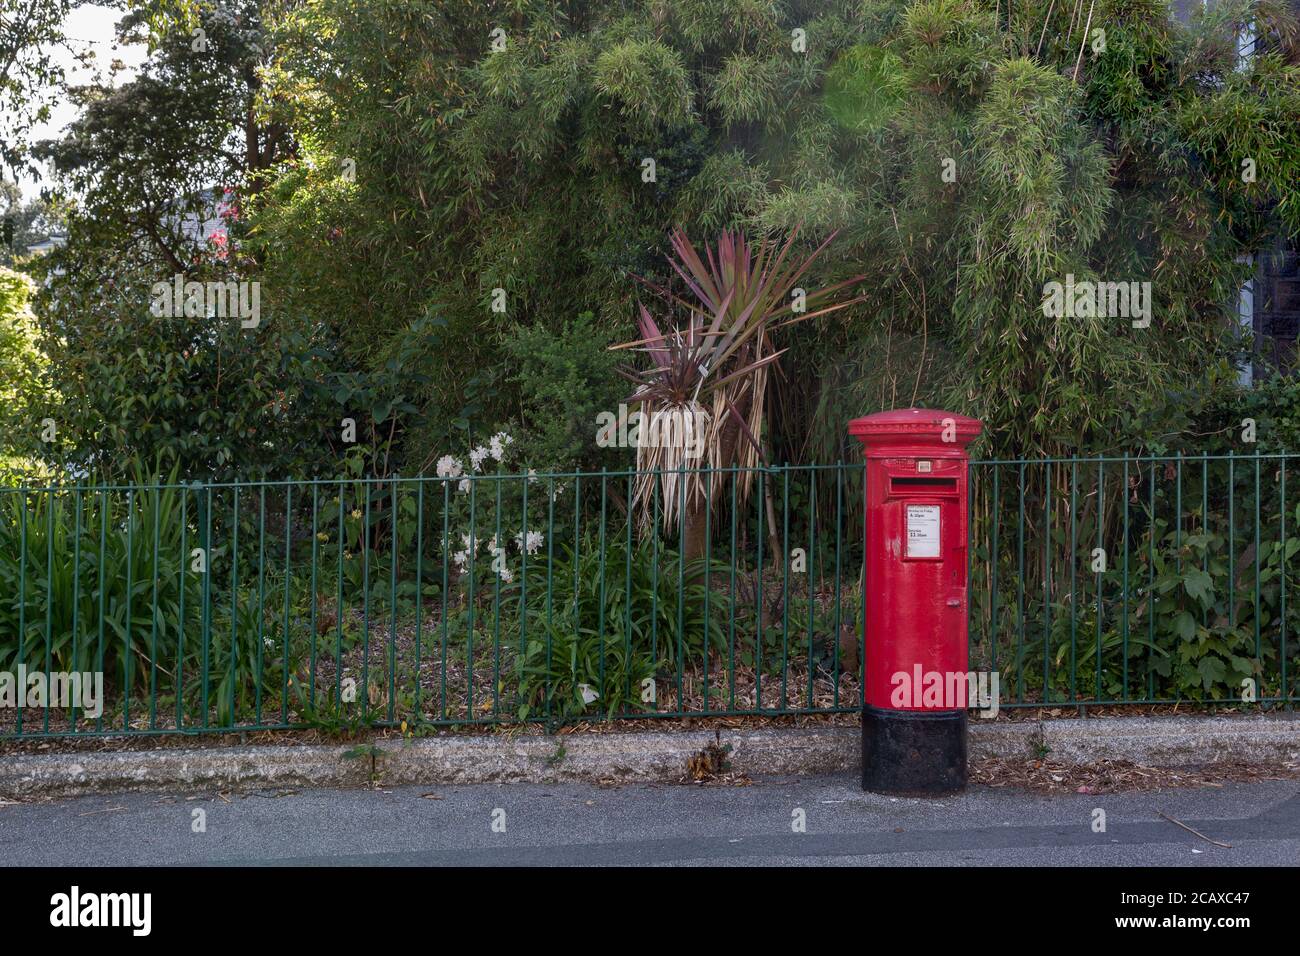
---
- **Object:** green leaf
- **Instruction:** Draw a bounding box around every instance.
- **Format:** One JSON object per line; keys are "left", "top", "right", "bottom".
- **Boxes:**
{"left": 1196, "top": 655, "right": 1226, "bottom": 690}
{"left": 1182, "top": 569, "right": 1213, "bottom": 606}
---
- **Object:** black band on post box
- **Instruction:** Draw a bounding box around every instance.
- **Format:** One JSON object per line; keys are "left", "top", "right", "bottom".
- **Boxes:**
{"left": 861, "top": 704, "right": 968, "bottom": 795}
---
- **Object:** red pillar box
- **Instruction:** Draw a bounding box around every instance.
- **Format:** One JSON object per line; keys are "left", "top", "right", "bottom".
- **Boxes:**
{"left": 848, "top": 408, "right": 982, "bottom": 794}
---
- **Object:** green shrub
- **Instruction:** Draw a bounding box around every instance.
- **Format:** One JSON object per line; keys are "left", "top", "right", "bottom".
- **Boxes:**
{"left": 511, "top": 532, "right": 726, "bottom": 720}
{"left": 0, "top": 474, "right": 316, "bottom": 727}
{"left": 514, "top": 621, "right": 657, "bottom": 722}
{"left": 0, "top": 481, "right": 200, "bottom": 688}
{"left": 502, "top": 311, "right": 626, "bottom": 473}
{"left": 980, "top": 501, "right": 1300, "bottom": 703}
{"left": 0, "top": 266, "right": 49, "bottom": 477}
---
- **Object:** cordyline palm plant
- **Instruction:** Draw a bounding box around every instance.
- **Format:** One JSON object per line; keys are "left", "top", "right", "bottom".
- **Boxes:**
{"left": 614, "top": 226, "right": 863, "bottom": 561}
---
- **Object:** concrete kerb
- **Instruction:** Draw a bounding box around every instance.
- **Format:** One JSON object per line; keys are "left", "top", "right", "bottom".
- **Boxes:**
{"left": 970, "top": 713, "right": 1300, "bottom": 766}
{"left": 1, "top": 715, "right": 1297, "bottom": 799}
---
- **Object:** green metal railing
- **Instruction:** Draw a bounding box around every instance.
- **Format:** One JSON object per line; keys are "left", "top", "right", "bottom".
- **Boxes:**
{"left": 0, "top": 464, "right": 865, "bottom": 737}
{"left": 969, "top": 453, "right": 1297, "bottom": 708}
{"left": 0, "top": 454, "right": 1295, "bottom": 739}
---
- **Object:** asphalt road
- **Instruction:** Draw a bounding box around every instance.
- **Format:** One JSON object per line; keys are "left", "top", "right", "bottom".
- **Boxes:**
{"left": 1, "top": 774, "right": 1297, "bottom": 866}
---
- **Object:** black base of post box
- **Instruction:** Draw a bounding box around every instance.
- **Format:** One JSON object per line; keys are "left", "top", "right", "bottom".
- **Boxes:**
{"left": 861, "top": 704, "right": 967, "bottom": 795}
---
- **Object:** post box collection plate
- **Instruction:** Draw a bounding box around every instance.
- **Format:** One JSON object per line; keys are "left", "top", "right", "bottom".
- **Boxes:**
{"left": 905, "top": 504, "right": 941, "bottom": 558}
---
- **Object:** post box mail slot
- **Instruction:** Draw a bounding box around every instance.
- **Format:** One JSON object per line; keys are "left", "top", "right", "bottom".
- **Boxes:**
{"left": 891, "top": 476, "right": 957, "bottom": 491}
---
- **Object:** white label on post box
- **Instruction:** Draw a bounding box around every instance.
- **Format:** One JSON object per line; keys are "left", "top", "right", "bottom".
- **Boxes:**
{"left": 906, "top": 504, "right": 941, "bottom": 558}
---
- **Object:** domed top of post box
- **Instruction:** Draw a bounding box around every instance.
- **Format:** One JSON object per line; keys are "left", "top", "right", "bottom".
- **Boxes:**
{"left": 848, "top": 408, "right": 982, "bottom": 452}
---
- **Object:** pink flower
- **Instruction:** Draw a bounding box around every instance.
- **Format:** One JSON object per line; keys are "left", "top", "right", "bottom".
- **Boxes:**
{"left": 218, "top": 188, "right": 241, "bottom": 222}
{"left": 210, "top": 230, "right": 230, "bottom": 261}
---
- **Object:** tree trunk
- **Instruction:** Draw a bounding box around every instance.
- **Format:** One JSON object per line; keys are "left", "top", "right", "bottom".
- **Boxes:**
{"left": 682, "top": 496, "right": 710, "bottom": 570}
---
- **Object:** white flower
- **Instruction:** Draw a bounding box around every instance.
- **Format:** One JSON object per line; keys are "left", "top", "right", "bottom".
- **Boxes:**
{"left": 435, "top": 455, "right": 463, "bottom": 479}
{"left": 457, "top": 478, "right": 471, "bottom": 493}
{"left": 497, "top": 566, "right": 514, "bottom": 584}
{"left": 488, "top": 431, "right": 513, "bottom": 461}
{"left": 469, "top": 446, "right": 489, "bottom": 471}
{"left": 455, "top": 534, "right": 480, "bottom": 565}
{"left": 527, "top": 469, "right": 538, "bottom": 483}
{"left": 515, "top": 530, "right": 545, "bottom": 555}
